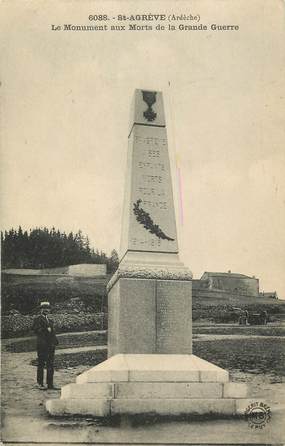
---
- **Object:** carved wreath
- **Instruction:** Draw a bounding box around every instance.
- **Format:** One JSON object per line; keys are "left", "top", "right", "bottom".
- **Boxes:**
{"left": 133, "top": 199, "right": 174, "bottom": 241}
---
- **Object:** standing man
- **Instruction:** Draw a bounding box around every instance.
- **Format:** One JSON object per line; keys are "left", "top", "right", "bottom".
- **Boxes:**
{"left": 32, "top": 301, "right": 59, "bottom": 390}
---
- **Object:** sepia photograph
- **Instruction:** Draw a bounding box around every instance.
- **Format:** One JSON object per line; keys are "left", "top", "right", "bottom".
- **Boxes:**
{"left": 1, "top": 1, "right": 285, "bottom": 444}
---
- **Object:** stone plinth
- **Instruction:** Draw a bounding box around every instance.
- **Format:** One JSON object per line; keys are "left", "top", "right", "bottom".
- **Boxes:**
{"left": 108, "top": 278, "right": 192, "bottom": 357}
{"left": 46, "top": 354, "right": 250, "bottom": 417}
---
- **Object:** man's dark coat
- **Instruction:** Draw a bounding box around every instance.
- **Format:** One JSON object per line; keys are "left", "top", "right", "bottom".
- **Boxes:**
{"left": 32, "top": 313, "right": 58, "bottom": 387}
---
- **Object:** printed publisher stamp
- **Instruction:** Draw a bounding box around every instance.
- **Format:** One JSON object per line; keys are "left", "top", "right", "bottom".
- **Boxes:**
{"left": 245, "top": 402, "right": 271, "bottom": 429}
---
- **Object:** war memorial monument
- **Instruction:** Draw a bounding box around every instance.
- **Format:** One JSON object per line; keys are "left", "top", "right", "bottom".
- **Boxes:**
{"left": 46, "top": 90, "right": 250, "bottom": 417}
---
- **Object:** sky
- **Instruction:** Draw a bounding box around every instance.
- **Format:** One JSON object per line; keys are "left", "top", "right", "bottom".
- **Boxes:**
{"left": 1, "top": 1, "right": 285, "bottom": 297}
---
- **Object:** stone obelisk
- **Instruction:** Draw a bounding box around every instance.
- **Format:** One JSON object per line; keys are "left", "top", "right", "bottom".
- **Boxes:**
{"left": 107, "top": 89, "right": 192, "bottom": 357}
{"left": 46, "top": 90, "right": 250, "bottom": 417}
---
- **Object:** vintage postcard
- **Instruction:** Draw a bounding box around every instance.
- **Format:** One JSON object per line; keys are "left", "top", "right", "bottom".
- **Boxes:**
{"left": 1, "top": 1, "right": 284, "bottom": 444}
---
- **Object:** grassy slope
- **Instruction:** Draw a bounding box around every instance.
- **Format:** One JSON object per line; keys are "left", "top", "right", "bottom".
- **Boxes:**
{"left": 192, "top": 294, "right": 285, "bottom": 322}
{"left": 3, "top": 273, "right": 283, "bottom": 306}
{"left": 193, "top": 294, "right": 284, "bottom": 307}
{"left": 2, "top": 273, "right": 285, "bottom": 337}
{"left": 2, "top": 273, "right": 109, "bottom": 290}
{"left": 1, "top": 273, "right": 110, "bottom": 313}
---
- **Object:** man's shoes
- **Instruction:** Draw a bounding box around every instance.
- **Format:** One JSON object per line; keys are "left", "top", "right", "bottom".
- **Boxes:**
{"left": 47, "top": 385, "right": 60, "bottom": 390}
{"left": 37, "top": 384, "right": 46, "bottom": 390}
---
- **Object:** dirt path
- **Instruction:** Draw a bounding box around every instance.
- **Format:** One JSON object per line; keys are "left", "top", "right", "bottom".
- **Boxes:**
{"left": 1, "top": 350, "right": 84, "bottom": 418}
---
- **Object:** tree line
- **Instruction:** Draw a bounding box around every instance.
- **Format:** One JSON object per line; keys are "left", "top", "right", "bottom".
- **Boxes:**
{"left": 1, "top": 227, "right": 119, "bottom": 273}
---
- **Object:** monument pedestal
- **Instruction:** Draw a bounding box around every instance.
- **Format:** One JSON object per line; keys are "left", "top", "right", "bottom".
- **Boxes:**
{"left": 46, "top": 270, "right": 250, "bottom": 417}
{"left": 46, "top": 354, "right": 249, "bottom": 417}
{"left": 108, "top": 277, "right": 192, "bottom": 356}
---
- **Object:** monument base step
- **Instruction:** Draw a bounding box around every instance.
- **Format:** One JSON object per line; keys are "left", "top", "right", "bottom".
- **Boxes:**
{"left": 76, "top": 353, "right": 230, "bottom": 383}
{"left": 46, "top": 397, "right": 254, "bottom": 417}
{"left": 61, "top": 381, "right": 247, "bottom": 400}
{"left": 46, "top": 354, "right": 249, "bottom": 417}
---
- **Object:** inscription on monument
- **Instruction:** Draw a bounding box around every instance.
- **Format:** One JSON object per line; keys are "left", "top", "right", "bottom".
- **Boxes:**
{"left": 138, "top": 162, "right": 165, "bottom": 171}
{"left": 134, "top": 136, "right": 167, "bottom": 146}
{"left": 120, "top": 90, "right": 178, "bottom": 255}
{"left": 131, "top": 237, "right": 162, "bottom": 247}
{"left": 156, "top": 281, "right": 192, "bottom": 354}
{"left": 138, "top": 187, "right": 166, "bottom": 198}
{"left": 157, "top": 295, "right": 179, "bottom": 348}
{"left": 141, "top": 200, "right": 168, "bottom": 210}
{"left": 127, "top": 125, "right": 178, "bottom": 253}
{"left": 142, "top": 174, "right": 163, "bottom": 183}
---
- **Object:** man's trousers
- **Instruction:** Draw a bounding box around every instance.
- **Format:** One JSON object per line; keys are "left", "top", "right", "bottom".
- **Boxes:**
{"left": 37, "top": 344, "right": 55, "bottom": 388}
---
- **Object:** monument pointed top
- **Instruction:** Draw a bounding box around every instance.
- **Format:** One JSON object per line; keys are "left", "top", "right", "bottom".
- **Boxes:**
{"left": 129, "top": 89, "right": 166, "bottom": 135}
{"left": 121, "top": 89, "right": 179, "bottom": 261}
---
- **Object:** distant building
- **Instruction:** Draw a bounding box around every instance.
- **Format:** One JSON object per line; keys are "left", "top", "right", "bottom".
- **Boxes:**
{"left": 194, "top": 271, "right": 259, "bottom": 297}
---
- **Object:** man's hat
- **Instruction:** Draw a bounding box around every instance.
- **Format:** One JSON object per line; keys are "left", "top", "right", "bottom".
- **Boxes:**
{"left": 40, "top": 301, "right": 50, "bottom": 308}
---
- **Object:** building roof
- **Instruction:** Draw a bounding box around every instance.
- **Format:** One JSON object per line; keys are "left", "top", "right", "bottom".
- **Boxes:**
{"left": 201, "top": 272, "right": 254, "bottom": 279}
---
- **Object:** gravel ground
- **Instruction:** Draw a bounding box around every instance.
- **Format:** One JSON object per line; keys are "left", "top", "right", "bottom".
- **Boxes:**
{"left": 2, "top": 335, "right": 285, "bottom": 444}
